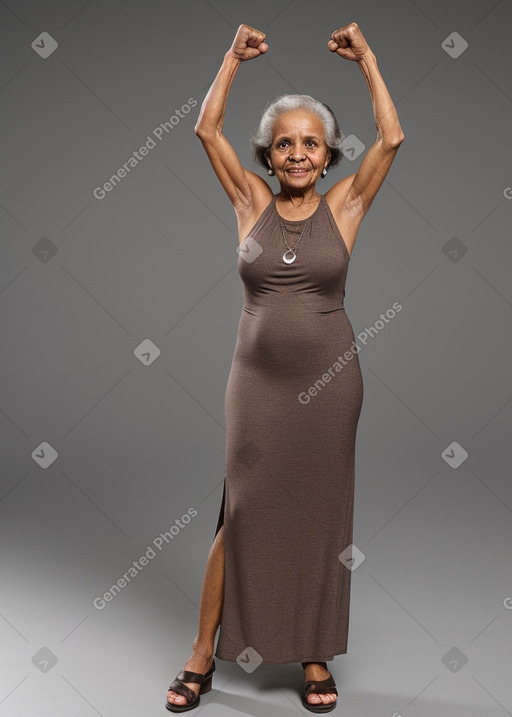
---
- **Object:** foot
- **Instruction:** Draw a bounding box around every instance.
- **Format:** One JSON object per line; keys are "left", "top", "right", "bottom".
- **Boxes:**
{"left": 166, "top": 650, "right": 214, "bottom": 708}
{"left": 303, "top": 662, "right": 337, "bottom": 707}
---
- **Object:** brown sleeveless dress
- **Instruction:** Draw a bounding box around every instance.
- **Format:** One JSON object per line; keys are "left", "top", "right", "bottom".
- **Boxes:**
{"left": 213, "top": 193, "right": 364, "bottom": 664}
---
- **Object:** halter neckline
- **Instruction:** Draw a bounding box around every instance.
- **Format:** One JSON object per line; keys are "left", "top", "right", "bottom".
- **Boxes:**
{"left": 274, "top": 194, "right": 323, "bottom": 223}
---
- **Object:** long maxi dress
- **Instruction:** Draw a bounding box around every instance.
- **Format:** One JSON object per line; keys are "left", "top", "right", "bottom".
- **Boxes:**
{"left": 212, "top": 193, "right": 364, "bottom": 665}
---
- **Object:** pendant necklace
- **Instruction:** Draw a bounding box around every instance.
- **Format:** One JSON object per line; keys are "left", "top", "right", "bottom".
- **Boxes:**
{"left": 278, "top": 214, "right": 311, "bottom": 264}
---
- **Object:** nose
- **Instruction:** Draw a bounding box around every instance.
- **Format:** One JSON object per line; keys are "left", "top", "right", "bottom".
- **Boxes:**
{"left": 289, "top": 148, "right": 306, "bottom": 161}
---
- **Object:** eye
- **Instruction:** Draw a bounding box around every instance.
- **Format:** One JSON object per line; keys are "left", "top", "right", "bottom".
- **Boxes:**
{"left": 277, "top": 140, "right": 289, "bottom": 148}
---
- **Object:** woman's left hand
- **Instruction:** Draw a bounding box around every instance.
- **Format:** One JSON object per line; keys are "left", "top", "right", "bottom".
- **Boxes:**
{"left": 328, "top": 22, "right": 371, "bottom": 61}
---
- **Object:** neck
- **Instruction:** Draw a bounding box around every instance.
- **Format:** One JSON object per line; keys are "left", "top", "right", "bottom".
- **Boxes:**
{"left": 276, "top": 186, "right": 321, "bottom": 206}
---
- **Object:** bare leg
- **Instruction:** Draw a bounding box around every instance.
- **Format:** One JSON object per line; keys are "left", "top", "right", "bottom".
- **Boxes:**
{"left": 166, "top": 526, "right": 336, "bottom": 708}
{"left": 167, "top": 525, "right": 225, "bottom": 708}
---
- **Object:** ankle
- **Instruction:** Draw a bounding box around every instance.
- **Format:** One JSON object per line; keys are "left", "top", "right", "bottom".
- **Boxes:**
{"left": 191, "top": 638, "right": 214, "bottom": 660}
{"left": 303, "top": 661, "right": 330, "bottom": 679}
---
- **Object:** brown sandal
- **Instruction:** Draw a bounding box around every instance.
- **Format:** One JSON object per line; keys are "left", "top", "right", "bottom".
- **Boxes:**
{"left": 301, "top": 662, "right": 338, "bottom": 713}
{"left": 165, "top": 659, "right": 215, "bottom": 712}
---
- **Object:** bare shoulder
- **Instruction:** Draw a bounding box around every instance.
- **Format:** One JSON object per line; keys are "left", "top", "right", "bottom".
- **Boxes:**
{"left": 234, "top": 169, "right": 274, "bottom": 245}
{"left": 324, "top": 174, "right": 364, "bottom": 258}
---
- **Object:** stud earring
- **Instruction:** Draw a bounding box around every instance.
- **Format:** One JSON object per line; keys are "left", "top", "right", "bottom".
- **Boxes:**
{"left": 268, "top": 167, "right": 275, "bottom": 176}
{"left": 321, "top": 167, "right": 327, "bottom": 178}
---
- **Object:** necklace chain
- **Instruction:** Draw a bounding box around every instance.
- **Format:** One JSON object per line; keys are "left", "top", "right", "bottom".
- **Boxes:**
{"left": 279, "top": 216, "right": 311, "bottom": 264}
{"left": 277, "top": 196, "right": 318, "bottom": 264}
{"left": 277, "top": 197, "right": 322, "bottom": 264}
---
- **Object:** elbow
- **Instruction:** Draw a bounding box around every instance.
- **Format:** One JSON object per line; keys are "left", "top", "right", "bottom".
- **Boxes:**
{"left": 383, "top": 133, "right": 405, "bottom": 150}
{"left": 194, "top": 124, "right": 217, "bottom": 140}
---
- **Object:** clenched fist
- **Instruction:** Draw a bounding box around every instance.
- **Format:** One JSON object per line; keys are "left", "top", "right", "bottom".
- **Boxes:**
{"left": 227, "top": 23, "right": 268, "bottom": 61}
{"left": 328, "top": 22, "right": 371, "bottom": 61}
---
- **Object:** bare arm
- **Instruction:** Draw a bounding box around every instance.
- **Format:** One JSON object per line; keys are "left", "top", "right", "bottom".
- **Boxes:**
{"left": 328, "top": 23, "right": 404, "bottom": 218}
{"left": 357, "top": 49, "right": 404, "bottom": 147}
{"left": 345, "top": 49, "right": 404, "bottom": 214}
{"left": 194, "top": 25, "right": 269, "bottom": 210}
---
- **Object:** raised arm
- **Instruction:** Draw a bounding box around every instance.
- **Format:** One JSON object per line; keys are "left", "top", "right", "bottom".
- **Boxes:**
{"left": 328, "top": 22, "right": 405, "bottom": 220}
{"left": 194, "top": 24, "right": 269, "bottom": 210}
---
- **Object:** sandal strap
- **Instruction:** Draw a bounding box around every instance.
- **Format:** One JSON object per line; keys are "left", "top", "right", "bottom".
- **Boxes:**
{"left": 167, "top": 659, "right": 215, "bottom": 703}
{"left": 167, "top": 678, "right": 197, "bottom": 704}
{"left": 304, "top": 674, "right": 338, "bottom": 698}
{"left": 174, "top": 668, "right": 204, "bottom": 684}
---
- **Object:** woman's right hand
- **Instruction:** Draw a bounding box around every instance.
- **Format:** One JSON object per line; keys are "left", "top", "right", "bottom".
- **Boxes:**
{"left": 227, "top": 23, "right": 268, "bottom": 61}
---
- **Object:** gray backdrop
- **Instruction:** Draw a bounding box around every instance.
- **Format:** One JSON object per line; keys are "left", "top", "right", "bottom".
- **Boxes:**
{"left": 1, "top": 1, "right": 511, "bottom": 715}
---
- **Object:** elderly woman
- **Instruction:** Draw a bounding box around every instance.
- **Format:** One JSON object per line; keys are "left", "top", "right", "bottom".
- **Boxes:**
{"left": 166, "top": 21, "right": 404, "bottom": 713}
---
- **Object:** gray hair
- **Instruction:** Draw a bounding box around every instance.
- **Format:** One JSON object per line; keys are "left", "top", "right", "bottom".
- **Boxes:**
{"left": 249, "top": 94, "right": 346, "bottom": 172}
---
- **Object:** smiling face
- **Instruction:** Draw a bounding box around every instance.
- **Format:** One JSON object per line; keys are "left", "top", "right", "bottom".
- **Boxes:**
{"left": 267, "top": 110, "right": 331, "bottom": 193}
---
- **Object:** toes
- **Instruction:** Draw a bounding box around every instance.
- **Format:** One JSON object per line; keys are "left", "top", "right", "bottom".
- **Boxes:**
{"left": 322, "top": 692, "right": 336, "bottom": 703}
{"left": 307, "top": 692, "right": 336, "bottom": 704}
{"left": 167, "top": 691, "right": 185, "bottom": 704}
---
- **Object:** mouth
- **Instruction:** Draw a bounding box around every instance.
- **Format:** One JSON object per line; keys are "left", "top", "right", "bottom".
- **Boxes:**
{"left": 287, "top": 168, "right": 309, "bottom": 175}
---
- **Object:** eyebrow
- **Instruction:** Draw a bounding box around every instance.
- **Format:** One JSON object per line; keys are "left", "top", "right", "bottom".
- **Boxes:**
{"left": 275, "top": 134, "right": 320, "bottom": 141}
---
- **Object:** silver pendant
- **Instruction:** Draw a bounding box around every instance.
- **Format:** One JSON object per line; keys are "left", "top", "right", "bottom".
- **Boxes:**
{"left": 283, "top": 250, "right": 296, "bottom": 264}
